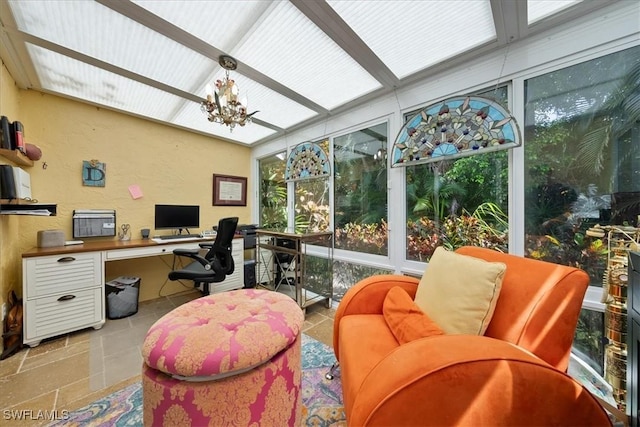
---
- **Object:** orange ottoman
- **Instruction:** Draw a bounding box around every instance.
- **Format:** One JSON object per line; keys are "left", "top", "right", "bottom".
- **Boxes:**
{"left": 142, "top": 289, "right": 304, "bottom": 426}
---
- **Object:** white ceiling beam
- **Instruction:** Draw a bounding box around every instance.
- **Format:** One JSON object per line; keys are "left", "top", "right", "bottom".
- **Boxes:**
{"left": 6, "top": 28, "right": 281, "bottom": 133}
{"left": 491, "top": 0, "right": 528, "bottom": 46}
{"left": 23, "top": 32, "right": 204, "bottom": 103}
{"left": 0, "top": 1, "right": 39, "bottom": 90}
{"left": 290, "top": 0, "right": 400, "bottom": 89}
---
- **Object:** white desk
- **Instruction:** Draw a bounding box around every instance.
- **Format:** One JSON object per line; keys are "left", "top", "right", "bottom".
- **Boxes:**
{"left": 21, "top": 237, "right": 243, "bottom": 346}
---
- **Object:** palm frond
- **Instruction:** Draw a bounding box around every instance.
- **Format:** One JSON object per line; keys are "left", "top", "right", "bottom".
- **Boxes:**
{"left": 574, "top": 125, "right": 610, "bottom": 174}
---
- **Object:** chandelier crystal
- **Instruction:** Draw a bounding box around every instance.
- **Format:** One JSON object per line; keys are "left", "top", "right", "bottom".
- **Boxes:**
{"left": 201, "top": 55, "right": 257, "bottom": 131}
{"left": 373, "top": 147, "right": 387, "bottom": 161}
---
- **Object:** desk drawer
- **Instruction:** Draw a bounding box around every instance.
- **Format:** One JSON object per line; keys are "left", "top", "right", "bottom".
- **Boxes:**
{"left": 24, "top": 287, "right": 103, "bottom": 341}
{"left": 105, "top": 243, "right": 203, "bottom": 260}
{"left": 24, "top": 252, "right": 102, "bottom": 299}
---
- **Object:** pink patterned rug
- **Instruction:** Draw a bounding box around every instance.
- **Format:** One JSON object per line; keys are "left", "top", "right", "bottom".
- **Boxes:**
{"left": 49, "top": 335, "right": 344, "bottom": 426}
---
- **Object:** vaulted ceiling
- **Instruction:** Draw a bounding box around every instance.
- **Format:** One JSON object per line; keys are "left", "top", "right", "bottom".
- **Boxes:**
{"left": 0, "top": 0, "right": 615, "bottom": 147}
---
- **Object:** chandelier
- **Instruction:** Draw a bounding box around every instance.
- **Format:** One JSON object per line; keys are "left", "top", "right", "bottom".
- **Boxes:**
{"left": 201, "top": 55, "right": 257, "bottom": 131}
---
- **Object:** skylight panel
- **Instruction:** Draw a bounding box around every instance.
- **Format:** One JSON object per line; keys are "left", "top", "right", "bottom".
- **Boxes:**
{"left": 137, "top": 0, "right": 382, "bottom": 110}
{"left": 131, "top": 0, "right": 271, "bottom": 54}
{"left": 528, "top": 0, "right": 583, "bottom": 24}
{"left": 26, "top": 44, "right": 185, "bottom": 123}
{"left": 28, "top": 43, "right": 273, "bottom": 145}
{"left": 232, "top": 1, "right": 381, "bottom": 110}
{"left": 327, "top": 0, "right": 496, "bottom": 79}
{"left": 172, "top": 101, "right": 276, "bottom": 145}
{"left": 8, "top": 0, "right": 213, "bottom": 95}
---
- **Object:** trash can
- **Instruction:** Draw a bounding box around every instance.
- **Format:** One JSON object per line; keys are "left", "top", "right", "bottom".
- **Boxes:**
{"left": 105, "top": 276, "right": 141, "bottom": 319}
{"left": 244, "top": 259, "right": 256, "bottom": 288}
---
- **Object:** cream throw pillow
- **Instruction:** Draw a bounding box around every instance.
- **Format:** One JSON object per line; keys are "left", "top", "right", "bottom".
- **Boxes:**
{"left": 413, "top": 247, "right": 506, "bottom": 335}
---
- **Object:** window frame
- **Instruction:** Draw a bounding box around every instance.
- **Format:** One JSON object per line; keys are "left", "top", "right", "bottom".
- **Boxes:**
{"left": 252, "top": 18, "right": 638, "bottom": 306}
{"left": 252, "top": 9, "right": 638, "bottom": 387}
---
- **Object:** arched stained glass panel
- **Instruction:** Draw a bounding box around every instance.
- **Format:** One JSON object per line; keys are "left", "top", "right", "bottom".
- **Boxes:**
{"left": 285, "top": 142, "right": 331, "bottom": 181}
{"left": 392, "top": 96, "right": 521, "bottom": 166}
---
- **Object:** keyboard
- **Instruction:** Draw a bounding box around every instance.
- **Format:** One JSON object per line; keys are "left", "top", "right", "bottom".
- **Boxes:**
{"left": 155, "top": 234, "right": 201, "bottom": 240}
{"left": 152, "top": 235, "right": 203, "bottom": 244}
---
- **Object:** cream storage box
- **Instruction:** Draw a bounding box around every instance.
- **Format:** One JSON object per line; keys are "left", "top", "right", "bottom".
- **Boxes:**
{"left": 37, "top": 229, "right": 65, "bottom": 248}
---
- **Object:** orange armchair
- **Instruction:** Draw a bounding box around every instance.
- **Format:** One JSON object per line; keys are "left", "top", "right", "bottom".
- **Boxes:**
{"left": 333, "top": 246, "right": 611, "bottom": 426}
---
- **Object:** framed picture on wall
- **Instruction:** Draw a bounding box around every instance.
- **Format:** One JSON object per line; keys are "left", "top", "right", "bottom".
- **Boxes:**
{"left": 213, "top": 174, "right": 247, "bottom": 206}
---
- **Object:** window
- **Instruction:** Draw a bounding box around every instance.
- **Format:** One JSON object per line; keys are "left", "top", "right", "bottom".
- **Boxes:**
{"left": 574, "top": 308, "right": 605, "bottom": 376}
{"left": 524, "top": 45, "right": 640, "bottom": 375}
{"left": 332, "top": 260, "right": 394, "bottom": 302}
{"left": 294, "top": 139, "right": 330, "bottom": 233}
{"left": 334, "top": 123, "right": 388, "bottom": 255}
{"left": 405, "top": 87, "right": 509, "bottom": 261}
{"left": 259, "top": 152, "right": 287, "bottom": 229}
{"left": 523, "top": 46, "right": 640, "bottom": 283}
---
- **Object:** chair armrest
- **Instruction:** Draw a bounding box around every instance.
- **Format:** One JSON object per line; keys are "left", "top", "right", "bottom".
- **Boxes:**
{"left": 173, "top": 248, "right": 200, "bottom": 257}
{"left": 198, "top": 243, "right": 214, "bottom": 248}
{"left": 348, "top": 335, "right": 611, "bottom": 426}
{"left": 172, "top": 248, "right": 208, "bottom": 267}
{"left": 333, "top": 275, "right": 419, "bottom": 357}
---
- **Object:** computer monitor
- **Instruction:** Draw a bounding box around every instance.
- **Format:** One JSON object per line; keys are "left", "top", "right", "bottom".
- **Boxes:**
{"left": 154, "top": 204, "right": 199, "bottom": 232}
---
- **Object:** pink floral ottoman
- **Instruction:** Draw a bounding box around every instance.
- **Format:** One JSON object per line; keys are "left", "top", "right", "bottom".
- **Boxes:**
{"left": 142, "top": 289, "right": 305, "bottom": 426}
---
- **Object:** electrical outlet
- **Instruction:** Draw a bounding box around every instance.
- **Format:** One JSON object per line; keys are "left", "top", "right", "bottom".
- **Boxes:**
{"left": 1, "top": 303, "right": 6, "bottom": 321}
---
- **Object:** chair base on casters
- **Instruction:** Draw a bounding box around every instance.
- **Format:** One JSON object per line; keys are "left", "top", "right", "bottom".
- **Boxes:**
{"left": 325, "top": 361, "right": 339, "bottom": 380}
{"left": 194, "top": 281, "right": 212, "bottom": 295}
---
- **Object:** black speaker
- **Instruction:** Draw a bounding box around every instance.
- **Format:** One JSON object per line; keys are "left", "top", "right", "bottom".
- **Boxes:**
{"left": 244, "top": 260, "right": 256, "bottom": 288}
{"left": 0, "top": 165, "right": 17, "bottom": 200}
{"left": 0, "top": 116, "right": 11, "bottom": 150}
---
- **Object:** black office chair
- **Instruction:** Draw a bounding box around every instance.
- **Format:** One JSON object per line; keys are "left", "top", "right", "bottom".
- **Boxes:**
{"left": 168, "top": 217, "right": 239, "bottom": 295}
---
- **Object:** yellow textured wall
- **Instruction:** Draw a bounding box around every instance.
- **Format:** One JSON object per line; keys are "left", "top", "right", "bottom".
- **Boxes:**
{"left": 1, "top": 62, "right": 22, "bottom": 332}
{"left": 4, "top": 88, "right": 251, "bottom": 302}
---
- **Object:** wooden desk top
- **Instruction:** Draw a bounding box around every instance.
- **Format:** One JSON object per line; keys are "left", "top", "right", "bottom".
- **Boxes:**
{"left": 22, "top": 236, "right": 242, "bottom": 258}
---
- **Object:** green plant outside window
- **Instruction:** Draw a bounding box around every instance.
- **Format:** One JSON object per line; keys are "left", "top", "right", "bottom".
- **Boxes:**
{"left": 259, "top": 152, "right": 287, "bottom": 229}
{"left": 294, "top": 139, "right": 330, "bottom": 233}
{"left": 524, "top": 45, "right": 640, "bottom": 376}
{"left": 334, "top": 123, "right": 388, "bottom": 255}
{"left": 405, "top": 86, "right": 510, "bottom": 261}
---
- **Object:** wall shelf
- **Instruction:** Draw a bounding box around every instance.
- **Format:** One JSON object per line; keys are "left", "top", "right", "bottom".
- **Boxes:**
{"left": 0, "top": 202, "right": 56, "bottom": 216}
{"left": 0, "top": 148, "right": 33, "bottom": 167}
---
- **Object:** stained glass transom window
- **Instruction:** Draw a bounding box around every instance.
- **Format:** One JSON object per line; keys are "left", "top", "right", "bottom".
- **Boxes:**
{"left": 285, "top": 142, "right": 331, "bottom": 181}
{"left": 392, "top": 96, "right": 521, "bottom": 166}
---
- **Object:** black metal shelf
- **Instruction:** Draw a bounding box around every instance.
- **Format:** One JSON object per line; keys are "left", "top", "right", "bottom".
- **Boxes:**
{"left": 0, "top": 202, "right": 57, "bottom": 216}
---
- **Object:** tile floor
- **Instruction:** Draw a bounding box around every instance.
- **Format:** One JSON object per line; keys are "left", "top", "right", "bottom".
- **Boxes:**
{"left": 0, "top": 289, "right": 336, "bottom": 426}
